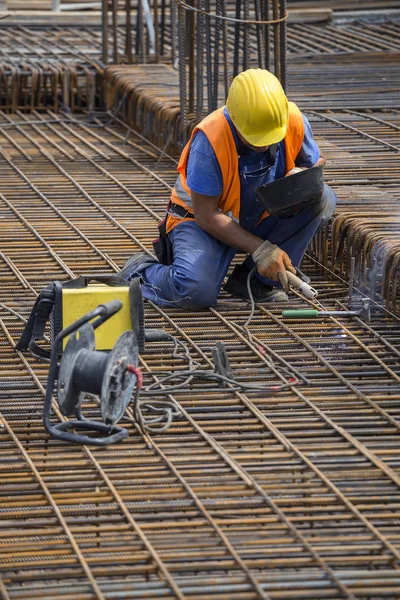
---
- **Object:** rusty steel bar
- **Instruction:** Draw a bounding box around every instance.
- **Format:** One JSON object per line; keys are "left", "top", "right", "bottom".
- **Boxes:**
{"left": 1, "top": 114, "right": 400, "bottom": 600}
{"left": 1, "top": 20, "right": 400, "bottom": 118}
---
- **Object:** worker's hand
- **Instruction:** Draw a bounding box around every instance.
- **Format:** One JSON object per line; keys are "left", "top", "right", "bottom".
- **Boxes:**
{"left": 285, "top": 166, "right": 304, "bottom": 177}
{"left": 252, "top": 240, "right": 295, "bottom": 291}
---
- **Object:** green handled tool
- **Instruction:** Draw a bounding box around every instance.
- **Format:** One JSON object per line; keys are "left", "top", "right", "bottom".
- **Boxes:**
{"left": 282, "top": 309, "right": 359, "bottom": 319}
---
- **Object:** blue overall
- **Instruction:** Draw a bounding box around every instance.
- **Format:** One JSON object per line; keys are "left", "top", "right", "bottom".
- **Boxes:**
{"left": 139, "top": 109, "right": 337, "bottom": 309}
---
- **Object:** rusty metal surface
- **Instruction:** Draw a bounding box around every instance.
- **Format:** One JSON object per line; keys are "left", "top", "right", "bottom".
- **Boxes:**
{"left": 307, "top": 108, "right": 400, "bottom": 313}
{"left": 1, "top": 18, "right": 399, "bottom": 112}
{"left": 0, "top": 25, "right": 104, "bottom": 112}
{"left": 1, "top": 17, "right": 399, "bottom": 61}
{"left": 0, "top": 113, "right": 400, "bottom": 599}
{"left": 1, "top": 11, "right": 400, "bottom": 599}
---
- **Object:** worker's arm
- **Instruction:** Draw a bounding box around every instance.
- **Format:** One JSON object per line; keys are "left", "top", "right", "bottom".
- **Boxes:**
{"left": 191, "top": 191, "right": 262, "bottom": 254}
{"left": 191, "top": 190, "right": 295, "bottom": 289}
{"left": 314, "top": 150, "right": 326, "bottom": 167}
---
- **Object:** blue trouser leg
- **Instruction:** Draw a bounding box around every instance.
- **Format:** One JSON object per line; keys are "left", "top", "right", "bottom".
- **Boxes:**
{"left": 141, "top": 184, "right": 337, "bottom": 308}
{"left": 140, "top": 220, "right": 236, "bottom": 309}
{"left": 245, "top": 183, "right": 337, "bottom": 286}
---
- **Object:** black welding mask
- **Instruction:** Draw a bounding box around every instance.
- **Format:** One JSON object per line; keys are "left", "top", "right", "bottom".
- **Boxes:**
{"left": 254, "top": 165, "right": 325, "bottom": 217}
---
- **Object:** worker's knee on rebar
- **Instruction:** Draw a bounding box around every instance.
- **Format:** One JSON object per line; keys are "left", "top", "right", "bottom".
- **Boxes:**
{"left": 173, "top": 271, "right": 219, "bottom": 310}
{"left": 175, "top": 288, "right": 218, "bottom": 310}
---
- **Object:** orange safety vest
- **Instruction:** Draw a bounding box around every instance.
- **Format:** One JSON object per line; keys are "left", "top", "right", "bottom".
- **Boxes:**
{"left": 166, "top": 101, "right": 305, "bottom": 233}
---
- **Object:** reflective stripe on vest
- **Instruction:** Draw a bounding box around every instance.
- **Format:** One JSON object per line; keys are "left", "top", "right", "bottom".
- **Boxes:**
{"left": 174, "top": 175, "right": 193, "bottom": 208}
{"left": 166, "top": 102, "right": 305, "bottom": 233}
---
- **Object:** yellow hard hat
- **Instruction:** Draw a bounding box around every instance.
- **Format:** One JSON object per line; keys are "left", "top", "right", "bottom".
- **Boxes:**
{"left": 226, "top": 68, "right": 289, "bottom": 147}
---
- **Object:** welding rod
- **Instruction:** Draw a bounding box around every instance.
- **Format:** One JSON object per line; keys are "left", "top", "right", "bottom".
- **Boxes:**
{"left": 282, "top": 309, "right": 359, "bottom": 319}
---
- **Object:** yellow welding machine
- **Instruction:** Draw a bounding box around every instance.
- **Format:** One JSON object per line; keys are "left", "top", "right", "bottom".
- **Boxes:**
{"left": 61, "top": 285, "right": 131, "bottom": 350}
{"left": 16, "top": 275, "right": 145, "bottom": 360}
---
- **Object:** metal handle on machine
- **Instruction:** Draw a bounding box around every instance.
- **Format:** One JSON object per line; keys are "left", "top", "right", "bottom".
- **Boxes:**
{"left": 92, "top": 300, "right": 123, "bottom": 330}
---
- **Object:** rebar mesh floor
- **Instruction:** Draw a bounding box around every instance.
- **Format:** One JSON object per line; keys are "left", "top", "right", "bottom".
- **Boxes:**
{"left": 0, "top": 113, "right": 400, "bottom": 600}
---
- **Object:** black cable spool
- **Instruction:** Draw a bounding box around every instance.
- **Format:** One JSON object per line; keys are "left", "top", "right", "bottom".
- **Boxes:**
{"left": 57, "top": 324, "right": 139, "bottom": 427}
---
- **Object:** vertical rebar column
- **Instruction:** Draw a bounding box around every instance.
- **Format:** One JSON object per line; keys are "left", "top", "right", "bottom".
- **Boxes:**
{"left": 273, "top": 0, "right": 280, "bottom": 79}
{"left": 348, "top": 256, "right": 356, "bottom": 305}
{"left": 178, "top": 3, "right": 188, "bottom": 128}
{"left": 188, "top": 0, "right": 195, "bottom": 114}
{"left": 196, "top": 0, "right": 204, "bottom": 120}
{"left": 154, "top": 0, "right": 160, "bottom": 63}
{"left": 136, "top": 0, "right": 145, "bottom": 63}
{"left": 262, "top": 0, "right": 269, "bottom": 70}
{"left": 204, "top": 0, "right": 213, "bottom": 112}
{"left": 233, "top": 0, "right": 241, "bottom": 78}
{"left": 102, "top": 0, "right": 109, "bottom": 65}
{"left": 243, "top": 0, "right": 250, "bottom": 71}
{"left": 125, "top": 0, "right": 133, "bottom": 63}
{"left": 171, "top": 0, "right": 177, "bottom": 66}
{"left": 370, "top": 258, "right": 378, "bottom": 301}
{"left": 160, "top": 0, "right": 166, "bottom": 55}
{"left": 255, "top": 0, "right": 264, "bottom": 68}
{"left": 220, "top": 0, "right": 229, "bottom": 98}
{"left": 279, "top": 0, "right": 287, "bottom": 90}
{"left": 112, "top": 0, "right": 118, "bottom": 64}
{"left": 212, "top": 0, "right": 221, "bottom": 110}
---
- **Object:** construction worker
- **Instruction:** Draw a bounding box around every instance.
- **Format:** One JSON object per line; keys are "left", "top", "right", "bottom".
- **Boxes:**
{"left": 120, "top": 68, "right": 337, "bottom": 309}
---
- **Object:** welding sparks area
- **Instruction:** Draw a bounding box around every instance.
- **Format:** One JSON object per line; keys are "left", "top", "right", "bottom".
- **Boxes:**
{"left": 0, "top": 0, "right": 400, "bottom": 598}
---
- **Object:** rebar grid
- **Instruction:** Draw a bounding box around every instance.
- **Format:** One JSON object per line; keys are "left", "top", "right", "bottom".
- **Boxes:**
{"left": 0, "top": 113, "right": 400, "bottom": 599}
{"left": 2, "top": 19, "right": 399, "bottom": 65}
{"left": 1, "top": 18, "right": 400, "bottom": 113}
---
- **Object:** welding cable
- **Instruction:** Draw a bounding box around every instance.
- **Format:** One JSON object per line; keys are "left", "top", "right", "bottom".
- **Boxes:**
{"left": 130, "top": 366, "right": 179, "bottom": 434}
{"left": 121, "top": 329, "right": 298, "bottom": 434}
{"left": 140, "top": 324, "right": 300, "bottom": 396}
{"left": 244, "top": 267, "right": 293, "bottom": 367}
{"left": 170, "top": 315, "right": 297, "bottom": 385}
{"left": 244, "top": 266, "right": 258, "bottom": 344}
{"left": 122, "top": 335, "right": 297, "bottom": 433}
{"left": 141, "top": 369, "right": 297, "bottom": 394}
{"left": 132, "top": 395, "right": 180, "bottom": 434}
{"left": 124, "top": 367, "right": 296, "bottom": 434}
{"left": 138, "top": 327, "right": 297, "bottom": 395}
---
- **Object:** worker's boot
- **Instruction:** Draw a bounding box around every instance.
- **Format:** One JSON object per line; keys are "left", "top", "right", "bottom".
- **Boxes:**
{"left": 119, "top": 252, "right": 158, "bottom": 281}
{"left": 224, "top": 262, "right": 288, "bottom": 302}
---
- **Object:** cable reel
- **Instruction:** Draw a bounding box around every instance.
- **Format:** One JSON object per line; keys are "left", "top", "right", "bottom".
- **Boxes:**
{"left": 43, "top": 282, "right": 144, "bottom": 446}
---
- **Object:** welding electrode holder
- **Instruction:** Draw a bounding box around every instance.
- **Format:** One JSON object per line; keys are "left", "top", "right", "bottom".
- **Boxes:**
{"left": 43, "top": 300, "right": 139, "bottom": 446}
{"left": 287, "top": 270, "right": 318, "bottom": 300}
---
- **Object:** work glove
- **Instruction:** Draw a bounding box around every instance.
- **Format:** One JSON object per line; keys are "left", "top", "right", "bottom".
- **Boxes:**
{"left": 252, "top": 240, "right": 296, "bottom": 291}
